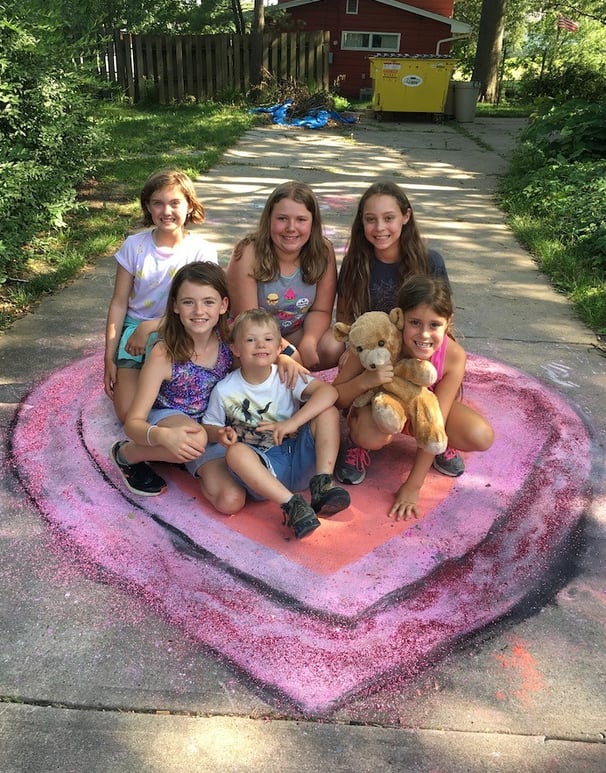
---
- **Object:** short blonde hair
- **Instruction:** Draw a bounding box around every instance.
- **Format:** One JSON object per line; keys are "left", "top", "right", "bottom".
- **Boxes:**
{"left": 230, "top": 308, "right": 281, "bottom": 344}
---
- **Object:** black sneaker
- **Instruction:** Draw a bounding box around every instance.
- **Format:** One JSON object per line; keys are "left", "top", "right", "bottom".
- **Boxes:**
{"left": 432, "top": 448, "right": 465, "bottom": 477}
{"left": 111, "top": 441, "right": 167, "bottom": 496}
{"left": 309, "top": 473, "right": 351, "bottom": 516}
{"left": 335, "top": 441, "right": 370, "bottom": 485}
{"left": 281, "top": 494, "right": 321, "bottom": 539}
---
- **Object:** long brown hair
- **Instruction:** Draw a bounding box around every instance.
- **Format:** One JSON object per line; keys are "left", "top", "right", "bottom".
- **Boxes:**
{"left": 159, "top": 262, "right": 230, "bottom": 362}
{"left": 140, "top": 169, "right": 206, "bottom": 227}
{"left": 231, "top": 181, "right": 330, "bottom": 284}
{"left": 339, "top": 180, "right": 429, "bottom": 320}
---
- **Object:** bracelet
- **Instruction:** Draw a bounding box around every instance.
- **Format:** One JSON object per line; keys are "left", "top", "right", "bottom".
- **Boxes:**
{"left": 146, "top": 424, "right": 156, "bottom": 446}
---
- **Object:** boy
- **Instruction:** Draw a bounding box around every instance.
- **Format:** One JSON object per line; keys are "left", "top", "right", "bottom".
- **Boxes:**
{"left": 203, "top": 309, "right": 350, "bottom": 539}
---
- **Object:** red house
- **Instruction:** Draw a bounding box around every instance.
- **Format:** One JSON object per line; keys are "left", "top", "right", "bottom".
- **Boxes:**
{"left": 274, "top": 0, "right": 471, "bottom": 99}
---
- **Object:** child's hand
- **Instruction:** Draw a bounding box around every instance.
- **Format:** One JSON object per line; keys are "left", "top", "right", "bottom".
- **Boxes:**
{"left": 389, "top": 481, "right": 420, "bottom": 521}
{"left": 277, "top": 353, "right": 310, "bottom": 389}
{"left": 257, "top": 418, "right": 297, "bottom": 446}
{"left": 104, "top": 362, "right": 117, "bottom": 400}
{"left": 218, "top": 427, "right": 238, "bottom": 447}
{"left": 366, "top": 362, "right": 394, "bottom": 390}
{"left": 162, "top": 425, "right": 207, "bottom": 462}
{"left": 124, "top": 324, "right": 150, "bottom": 357}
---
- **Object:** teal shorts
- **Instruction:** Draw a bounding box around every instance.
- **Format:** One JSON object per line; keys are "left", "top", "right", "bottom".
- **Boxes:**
{"left": 115, "top": 315, "right": 159, "bottom": 370}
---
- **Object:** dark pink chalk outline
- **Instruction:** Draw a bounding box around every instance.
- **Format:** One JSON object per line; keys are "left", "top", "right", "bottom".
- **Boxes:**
{"left": 10, "top": 352, "right": 593, "bottom": 713}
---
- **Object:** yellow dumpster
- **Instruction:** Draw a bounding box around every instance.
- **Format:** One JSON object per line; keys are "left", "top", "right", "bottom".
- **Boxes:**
{"left": 369, "top": 55, "right": 457, "bottom": 119}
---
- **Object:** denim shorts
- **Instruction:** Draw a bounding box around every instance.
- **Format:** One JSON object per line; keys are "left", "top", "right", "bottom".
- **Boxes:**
{"left": 230, "top": 422, "right": 316, "bottom": 500}
{"left": 146, "top": 407, "right": 226, "bottom": 477}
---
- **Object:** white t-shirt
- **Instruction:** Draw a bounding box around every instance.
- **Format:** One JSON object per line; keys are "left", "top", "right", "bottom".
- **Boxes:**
{"left": 203, "top": 365, "right": 308, "bottom": 451}
{"left": 115, "top": 229, "right": 218, "bottom": 321}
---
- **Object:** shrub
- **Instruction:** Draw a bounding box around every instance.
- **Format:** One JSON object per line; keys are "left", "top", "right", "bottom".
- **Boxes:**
{"left": 0, "top": 17, "right": 105, "bottom": 282}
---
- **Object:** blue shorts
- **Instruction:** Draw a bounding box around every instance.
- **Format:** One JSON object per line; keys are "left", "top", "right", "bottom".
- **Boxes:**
{"left": 230, "top": 422, "right": 316, "bottom": 500}
{"left": 115, "top": 315, "right": 158, "bottom": 370}
{"left": 146, "top": 407, "right": 226, "bottom": 477}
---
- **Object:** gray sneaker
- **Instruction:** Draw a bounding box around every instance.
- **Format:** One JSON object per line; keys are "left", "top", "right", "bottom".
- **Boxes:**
{"left": 281, "top": 494, "right": 321, "bottom": 539}
{"left": 335, "top": 442, "right": 370, "bottom": 485}
{"left": 432, "top": 448, "right": 465, "bottom": 477}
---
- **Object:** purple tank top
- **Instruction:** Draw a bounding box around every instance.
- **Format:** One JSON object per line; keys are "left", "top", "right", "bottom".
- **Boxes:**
{"left": 154, "top": 339, "right": 232, "bottom": 420}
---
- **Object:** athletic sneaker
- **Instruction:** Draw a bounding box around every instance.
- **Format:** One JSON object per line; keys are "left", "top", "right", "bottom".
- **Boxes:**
{"left": 432, "top": 448, "right": 465, "bottom": 477}
{"left": 281, "top": 494, "right": 321, "bottom": 539}
{"left": 309, "top": 473, "right": 351, "bottom": 516}
{"left": 335, "top": 442, "right": 370, "bottom": 485}
{"left": 111, "top": 440, "right": 167, "bottom": 496}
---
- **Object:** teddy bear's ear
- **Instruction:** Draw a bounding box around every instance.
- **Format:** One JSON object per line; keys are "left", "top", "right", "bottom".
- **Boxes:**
{"left": 333, "top": 322, "right": 352, "bottom": 342}
{"left": 389, "top": 307, "right": 405, "bottom": 330}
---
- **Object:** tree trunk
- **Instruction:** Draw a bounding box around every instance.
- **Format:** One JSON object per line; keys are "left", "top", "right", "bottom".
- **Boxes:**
{"left": 250, "top": 0, "right": 265, "bottom": 92}
{"left": 472, "top": 0, "right": 507, "bottom": 103}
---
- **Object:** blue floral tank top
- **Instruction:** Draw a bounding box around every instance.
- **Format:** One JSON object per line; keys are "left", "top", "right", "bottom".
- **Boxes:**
{"left": 153, "top": 339, "right": 232, "bottom": 420}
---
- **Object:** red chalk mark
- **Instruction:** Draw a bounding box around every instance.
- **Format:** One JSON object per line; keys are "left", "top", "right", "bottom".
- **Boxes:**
{"left": 495, "top": 637, "right": 545, "bottom": 708}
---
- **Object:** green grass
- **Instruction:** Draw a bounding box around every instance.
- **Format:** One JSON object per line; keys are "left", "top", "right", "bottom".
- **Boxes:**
{"left": 0, "top": 101, "right": 258, "bottom": 330}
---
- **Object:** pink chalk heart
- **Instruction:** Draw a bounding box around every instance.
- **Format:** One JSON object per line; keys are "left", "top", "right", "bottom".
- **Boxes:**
{"left": 11, "top": 351, "right": 592, "bottom": 713}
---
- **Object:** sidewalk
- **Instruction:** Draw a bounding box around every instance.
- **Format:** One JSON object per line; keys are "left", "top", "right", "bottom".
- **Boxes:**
{"left": 1, "top": 115, "right": 604, "bottom": 772}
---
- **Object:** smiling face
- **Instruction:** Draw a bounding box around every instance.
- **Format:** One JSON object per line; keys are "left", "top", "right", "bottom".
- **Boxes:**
{"left": 361, "top": 194, "right": 410, "bottom": 262}
{"left": 146, "top": 184, "right": 191, "bottom": 243}
{"left": 269, "top": 197, "right": 313, "bottom": 259}
{"left": 401, "top": 303, "right": 450, "bottom": 361}
{"left": 173, "top": 281, "right": 228, "bottom": 337}
{"left": 231, "top": 320, "right": 282, "bottom": 374}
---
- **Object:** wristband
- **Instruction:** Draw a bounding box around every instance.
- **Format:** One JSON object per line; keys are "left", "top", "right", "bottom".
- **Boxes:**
{"left": 146, "top": 424, "right": 156, "bottom": 446}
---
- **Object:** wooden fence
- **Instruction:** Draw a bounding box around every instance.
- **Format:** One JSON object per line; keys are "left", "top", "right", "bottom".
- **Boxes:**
{"left": 100, "top": 29, "right": 330, "bottom": 104}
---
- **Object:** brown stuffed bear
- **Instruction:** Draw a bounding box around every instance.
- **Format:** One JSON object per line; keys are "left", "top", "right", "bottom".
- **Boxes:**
{"left": 333, "top": 310, "right": 448, "bottom": 455}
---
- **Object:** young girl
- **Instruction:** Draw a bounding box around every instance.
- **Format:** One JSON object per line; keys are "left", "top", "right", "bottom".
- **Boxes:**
{"left": 104, "top": 168, "right": 218, "bottom": 424}
{"left": 111, "top": 261, "right": 244, "bottom": 512}
{"left": 333, "top": 275, "right": 494, "bottom": 520}
{"left": 333, "top": 179, "right": 458, "bottom": 483}
{"left": 111, "top": 263, "right": 304, "bottom": 507}
{"left": 226, "top": 181, "right": 338, "bottom": 371}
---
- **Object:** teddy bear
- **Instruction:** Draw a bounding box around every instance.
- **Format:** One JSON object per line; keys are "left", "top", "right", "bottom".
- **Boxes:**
{"left": 333, "top": 310, "right": 448, "bottom": 456}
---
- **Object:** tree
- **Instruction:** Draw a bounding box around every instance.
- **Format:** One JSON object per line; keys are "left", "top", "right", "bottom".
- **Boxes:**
{"left": 249, "top": 0, "right": 265, "bottom": 92}
{"left": 471, "top": 0, "right": 508, "bottom": 101}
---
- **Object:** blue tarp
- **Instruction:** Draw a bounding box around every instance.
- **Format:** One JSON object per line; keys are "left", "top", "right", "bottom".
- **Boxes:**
{"left": 251, "top": 99, "right": 357, "bottom": 129}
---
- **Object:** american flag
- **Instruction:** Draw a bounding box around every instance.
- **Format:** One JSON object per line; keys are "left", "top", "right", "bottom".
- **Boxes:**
{"left": 557, "top": 14, "right": 580, "bottom": 32}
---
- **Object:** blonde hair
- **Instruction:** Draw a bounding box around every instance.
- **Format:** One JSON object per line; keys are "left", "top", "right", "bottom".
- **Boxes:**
{"left": 230, "top": 308, "right": 281, "bottom": 345}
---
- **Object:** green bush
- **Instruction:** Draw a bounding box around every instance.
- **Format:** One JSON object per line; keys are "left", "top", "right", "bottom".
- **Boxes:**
{"left": 517, "top": 100, "right": 606, "bottom": 162}
{"left": 518, "top": 64, "right": 606, "bottom": 105}
{"left": 0, "top": 17, "right": 105, "bottom": 282}
{"left": 500, "top": 99, "right": 606, "bottom": 332}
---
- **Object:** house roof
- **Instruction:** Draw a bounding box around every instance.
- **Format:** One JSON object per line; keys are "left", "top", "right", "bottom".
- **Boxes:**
{"left": 276, "top": 0, "right": 472, "bottom": 35}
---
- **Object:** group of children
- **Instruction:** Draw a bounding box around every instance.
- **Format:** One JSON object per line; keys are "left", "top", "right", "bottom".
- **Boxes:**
{"left": 105, "top": 169, "right": 494, "bottom": 539}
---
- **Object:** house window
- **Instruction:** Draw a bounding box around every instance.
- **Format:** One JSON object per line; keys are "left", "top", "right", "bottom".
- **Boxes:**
{"left": 341, "top": 31, "right": 400, "bottom": 52}
{"left": 346, "top": 0, "right": 359, "bottom": 13}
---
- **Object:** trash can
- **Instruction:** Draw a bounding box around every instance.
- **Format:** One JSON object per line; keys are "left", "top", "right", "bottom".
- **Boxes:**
{"left": 454, "top": 81, "right": 481, "bottom": 123}
{"left": 443, "top": 80, "right": 456, "bottom": 118}
{"left": 369, "top": 55, "right": 457, "bottom": 118}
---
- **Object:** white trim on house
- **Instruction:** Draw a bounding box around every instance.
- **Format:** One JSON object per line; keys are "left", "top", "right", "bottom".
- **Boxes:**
{"left": 277, "top": 0, "right": 472, "bottom": 34}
